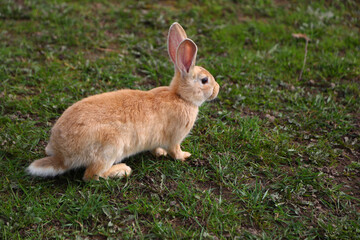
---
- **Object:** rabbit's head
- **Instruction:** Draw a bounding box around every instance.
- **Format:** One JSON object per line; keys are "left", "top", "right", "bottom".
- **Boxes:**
{"left": 168, "top": 22, "right": 219, "bottom": 106}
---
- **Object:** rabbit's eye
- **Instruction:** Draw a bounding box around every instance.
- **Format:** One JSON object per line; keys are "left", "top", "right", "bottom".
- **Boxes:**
{"left": 201, "top": 77, "right": 208, "bottom": 84}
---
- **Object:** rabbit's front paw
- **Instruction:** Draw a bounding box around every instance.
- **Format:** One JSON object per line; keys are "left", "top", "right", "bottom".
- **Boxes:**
{"left": 169, "top": 144, "right": 191, "bottom": 161}
{"left": 152, "top": 147, "right": 168, "bottom": 157}
{"left": 180, "top": 151, "right": 191, "bottom": 161}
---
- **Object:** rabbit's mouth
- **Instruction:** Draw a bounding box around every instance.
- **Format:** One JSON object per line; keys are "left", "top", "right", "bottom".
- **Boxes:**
{"left": 207, "top": 82, "right": 219, "bottom": 101}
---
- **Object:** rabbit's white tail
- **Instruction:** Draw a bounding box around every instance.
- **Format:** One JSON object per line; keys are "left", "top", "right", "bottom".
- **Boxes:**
{"left": 27, "top": 156, "right": 67, "bottom": 177}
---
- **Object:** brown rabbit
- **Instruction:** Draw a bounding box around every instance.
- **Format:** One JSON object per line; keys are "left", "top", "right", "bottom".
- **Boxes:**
{"left": 27, "top": 22, "right": 219, "bottom": 180}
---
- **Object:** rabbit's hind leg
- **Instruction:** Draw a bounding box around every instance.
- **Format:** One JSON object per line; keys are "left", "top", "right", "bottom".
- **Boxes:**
{"left": 102, "top": 163, "right": 132, "bottom": 179}
{"left": 83, "top": 144, "right": 125, "bottom": 180}
{"left": 83, "top": 159, "right": 114, "bottom": 181}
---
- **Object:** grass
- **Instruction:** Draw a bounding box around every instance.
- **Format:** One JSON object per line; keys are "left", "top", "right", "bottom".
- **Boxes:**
{"left": 1, "top": 0, "right": 359, "bottom": 238}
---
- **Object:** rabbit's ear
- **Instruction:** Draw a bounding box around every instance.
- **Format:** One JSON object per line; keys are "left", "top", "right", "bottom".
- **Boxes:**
{"left": 176, "top": 39, "right": 198, "bottom": 76}
{"left": 167, "top": 22, "right": 187, "bottom": 65}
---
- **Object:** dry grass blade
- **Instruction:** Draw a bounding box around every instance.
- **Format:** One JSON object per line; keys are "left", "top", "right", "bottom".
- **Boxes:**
{"left": 292, "top": 33, "right": 310, "bottom": 81}
{"left": 292, "top": 33, "right": 310, "bottom": 41}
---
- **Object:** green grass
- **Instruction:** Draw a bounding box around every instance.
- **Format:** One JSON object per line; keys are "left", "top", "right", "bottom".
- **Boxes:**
{"left": 1, "top": 0, "right": 359, "bottom": 239}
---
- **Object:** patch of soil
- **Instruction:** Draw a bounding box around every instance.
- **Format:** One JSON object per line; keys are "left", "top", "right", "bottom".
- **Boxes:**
{"left": 195, "top": 180, "right": 234, "bottom": 201}
{"left": 273, "top": 0, "right": 290, "bottom": 6}
{"left": 320, "top": 153, "right": 360, "bottom": 198}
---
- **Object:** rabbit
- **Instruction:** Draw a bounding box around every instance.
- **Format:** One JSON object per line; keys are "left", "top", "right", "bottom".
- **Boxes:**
{"left": 27, "top": 22, "right": 220, "bottom": 181}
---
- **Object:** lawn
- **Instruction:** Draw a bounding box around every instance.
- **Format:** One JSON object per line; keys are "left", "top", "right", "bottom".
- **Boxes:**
{"left": 1, "top": 0, "right": 359, "bottom": 239}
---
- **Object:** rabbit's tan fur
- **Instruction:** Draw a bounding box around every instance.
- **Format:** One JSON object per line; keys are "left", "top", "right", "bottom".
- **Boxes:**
{"left": 27, "top": 22, "right": 219, "bottom": 180}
